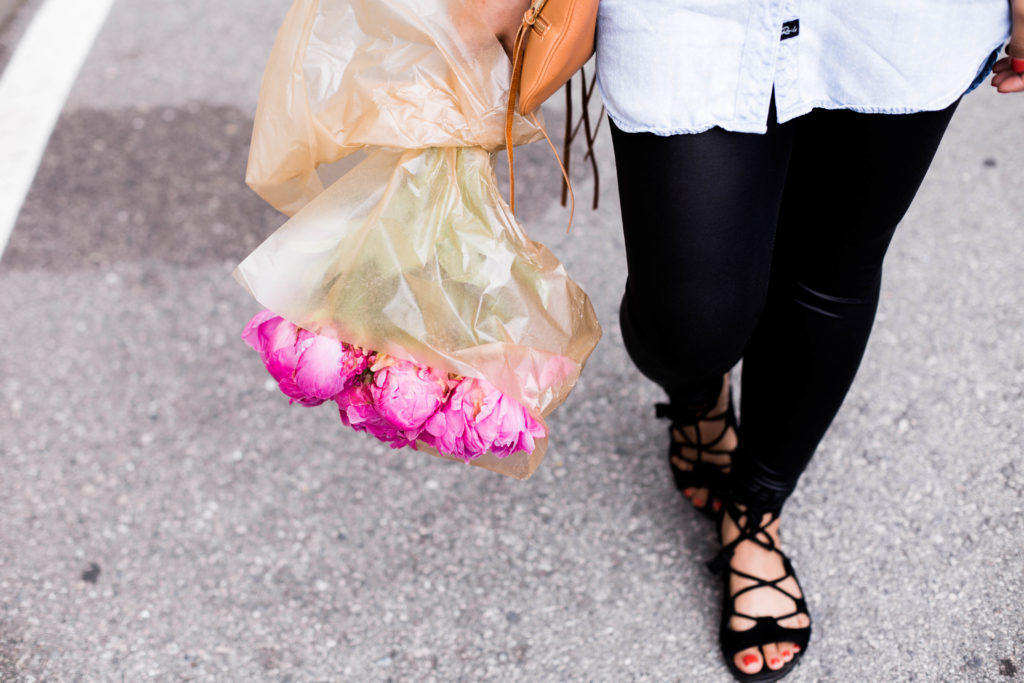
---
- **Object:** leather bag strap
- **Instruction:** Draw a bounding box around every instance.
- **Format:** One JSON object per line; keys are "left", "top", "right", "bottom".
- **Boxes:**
{"left": 504, "top": 16, "right": 530, "bottom": 214}
{"left": 504, "top": 1, "right": 586, "bottom": 231}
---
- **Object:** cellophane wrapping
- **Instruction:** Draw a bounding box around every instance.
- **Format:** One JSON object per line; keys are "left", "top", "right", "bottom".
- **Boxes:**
{"left": 234, "top": 0, "right": 602, "bottom": 478}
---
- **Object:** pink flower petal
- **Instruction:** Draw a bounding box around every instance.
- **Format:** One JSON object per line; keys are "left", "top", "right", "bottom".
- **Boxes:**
{"left": 339, "top": 346, "right": 370, "bottom": 388}
{"left": 241, "top": 309, "right": 279, "bottom": 352}
{"left": 423, "top": 411, "right": 447, "bottom": 437}
{"left": 335, "top": 382, "right": 414, "bottom": 447}
{"left": 242, "top": 314, "right": 550, "bottom": 460}
{"left": 290, "top": 395, "right": 326, "bottom": 407}
{"left": 370, "top": 360, "right": 447, "bottom": 432}
{"left": 262, "top": 321, "right": 306, "bottom": 383}
{"left": 294, "top": 335, "right": 348, "bottom": 400}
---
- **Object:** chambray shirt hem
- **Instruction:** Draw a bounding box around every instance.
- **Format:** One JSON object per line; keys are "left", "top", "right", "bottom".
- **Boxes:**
{"left": 604, "top": 111, "right": 722, "bottom": 137}
{"left": 777, "top": 37, "right": 1007, "bottom": 122}
{"left": 608, "top": 98, "right": 971, "bottom": 139}
{"left": 604, "top": 35, "right": 1006, "bottom": 138}
{"left": 597, "top": 4, "right": 1009, "bottom": 138}
{"left": 597, "top": 72, "right": 769, "bottom": 135}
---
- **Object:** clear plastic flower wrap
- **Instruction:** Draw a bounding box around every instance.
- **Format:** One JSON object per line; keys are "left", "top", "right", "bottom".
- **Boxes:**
{"left": 234, "top": 0, "right": 602, "bottom": 478}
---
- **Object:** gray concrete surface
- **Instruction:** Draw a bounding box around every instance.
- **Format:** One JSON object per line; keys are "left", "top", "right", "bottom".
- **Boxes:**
{"left": 0, "top": 0, "right": 39, "bottom": 73}
{"left": 0, "top": 0, "right": 1022, "bottom": 680}
{"left": 0, "top": 0, "right": 24, "bottom": 30}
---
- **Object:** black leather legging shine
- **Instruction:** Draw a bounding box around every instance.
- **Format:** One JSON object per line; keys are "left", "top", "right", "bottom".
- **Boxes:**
{"left": 610, "top": 98, "right": 960, "bottom": 510}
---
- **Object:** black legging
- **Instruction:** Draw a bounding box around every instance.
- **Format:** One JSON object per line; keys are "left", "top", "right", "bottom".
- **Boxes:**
{"left": 611, "top": 98, "right": 960, "bottom": 510}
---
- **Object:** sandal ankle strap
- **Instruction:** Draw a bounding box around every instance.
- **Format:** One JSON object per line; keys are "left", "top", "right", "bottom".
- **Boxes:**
{"left": 707, "top": 499, "right": 781, "bottom": 576}
{"left": 654, "top": 391, "right": 734, "bottom": 424}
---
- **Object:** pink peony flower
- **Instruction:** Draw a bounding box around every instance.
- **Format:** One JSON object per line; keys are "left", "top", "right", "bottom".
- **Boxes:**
{"left": 422, "top": 377, "right": 546, "bottom": 461}
{"left": 241, "top": 309, "right": 280, "bottom": 353}
{"left": 294, "top": 334, "right": 369, "bottom": 401}
{"left": 335, "top": 381, "right": 413, "bottom": 448}
{"left": 242, "top": 310, "right": 370, "bottom": 407}
{"left": 422, "top": 379, "right": 473, "bottom": 460}
{"left": 538, "top": 354, "right": 577, "bottom": 391}
{"left": 242, "top": 311, "right": 297, "bottom": 372}
{"left": 370, "top": 359, "right": 449, "bottom": 433}
{"left": 243, "top": 310, "right": 547, "bottom": 461}
{"left": 474, "top": 389, "right": 547, "bottom": 458}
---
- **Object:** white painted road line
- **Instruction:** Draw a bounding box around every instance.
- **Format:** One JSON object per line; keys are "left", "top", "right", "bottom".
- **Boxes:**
{"left": 0, "top": 0, "right": 117, "bottom": 262}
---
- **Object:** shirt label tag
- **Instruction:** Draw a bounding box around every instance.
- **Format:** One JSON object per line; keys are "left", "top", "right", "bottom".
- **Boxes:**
{"left": 781, "top": 19, "right": 800, "bottom": 40}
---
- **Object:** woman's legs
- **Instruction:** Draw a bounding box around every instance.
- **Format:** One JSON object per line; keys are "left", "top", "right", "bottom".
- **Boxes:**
{"left": 723, "top": 101, "right": 961, "bottom": 676}
{"left": 610, "top": 108, "right": 794, "bottom": 510}
{"left": 611, "top": 99, "right": 961, "bottom": 677}
{"left": 610, "top": 111, "right": 794, "bottom": 407}
{"left": 733, "top": 101, "right": 961, "bottom": 510}
{"left": 611, "top": 113, "right": 808, "bottom": 674}
{"left": 612, "top": 100, "right": 961, "bottom": 505}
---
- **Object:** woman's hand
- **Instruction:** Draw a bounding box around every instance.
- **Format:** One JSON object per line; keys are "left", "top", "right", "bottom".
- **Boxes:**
{"left": 469, "top": 0, "right": 531, "bottom": 57}
{"left": 991, "top": 0, "right": 1024, "bottom": 92}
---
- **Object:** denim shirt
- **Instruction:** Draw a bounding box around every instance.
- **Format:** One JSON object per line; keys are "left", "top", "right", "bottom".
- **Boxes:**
{"left": 595, "top": 1, "right": 1011, "bottom": 135}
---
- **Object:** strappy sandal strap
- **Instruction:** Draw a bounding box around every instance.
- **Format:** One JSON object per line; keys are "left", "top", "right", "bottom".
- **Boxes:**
{"left": 711, "top": 500, "right": 812, "bottom": 680}
{"left": 656, "top": 393, "right": 737, "bottom": 477}
{"left": 720, "top": 619, "right": 811, "bottom": 657}
{"left": 655, "top": 396, "right": 735, "bottom": 430}
{"left": 656, "top": 392, "right": 737, "bottom": 521}
{"left": 707, "top": 501, "right": 780, "bottom": 574}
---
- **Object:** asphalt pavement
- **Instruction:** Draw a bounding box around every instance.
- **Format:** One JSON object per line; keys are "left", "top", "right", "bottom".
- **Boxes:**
{"left": 0, "top": 0, "right": 1022, "bottom": 681}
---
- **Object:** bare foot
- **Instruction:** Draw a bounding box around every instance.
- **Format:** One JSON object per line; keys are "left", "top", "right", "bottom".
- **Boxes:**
{"left": 671, "top": 373, "right": 736, "bottom": 512}
{"left": 720, "top": 508, "right": 810, "bottom": 676}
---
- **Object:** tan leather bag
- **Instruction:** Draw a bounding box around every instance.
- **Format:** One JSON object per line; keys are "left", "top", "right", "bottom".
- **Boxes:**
{"left": 503, "top": 0, "right": 601, "bottom": 217}
{"left": 510, "top": 0, "right": 598, "bottom": 115}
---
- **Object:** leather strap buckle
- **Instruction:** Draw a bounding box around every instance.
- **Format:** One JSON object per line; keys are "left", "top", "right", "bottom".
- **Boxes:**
{"left": 525, "top": 0, "right": 549, "bottom": 25}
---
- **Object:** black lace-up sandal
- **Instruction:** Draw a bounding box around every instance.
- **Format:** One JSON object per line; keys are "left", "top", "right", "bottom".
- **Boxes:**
{"left": 707, "top": 499, "right": 811, "bottom": 682}
{"left": 655, "top": 389, "right": 737, "bottom": 520}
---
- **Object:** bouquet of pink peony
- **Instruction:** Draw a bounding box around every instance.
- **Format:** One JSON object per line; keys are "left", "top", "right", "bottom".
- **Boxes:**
{"left": 234, "top": 0, "right": 601, "bottom": 478}
{"left": 243, "top": 310, "right": 547, "bottom": 461}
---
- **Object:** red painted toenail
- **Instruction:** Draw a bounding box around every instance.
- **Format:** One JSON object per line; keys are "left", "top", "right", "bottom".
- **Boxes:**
{"left": 742, "top": 654, "right": 759, "bottom": 667}
{"left": 782, "top": 650, "right": 791, "bottom": 657}
{"left": 792, "top": 645, "right": 801, "bottom": 652}
{"left": 693, "top": 499, "right": 705, "bottom": 507}
{"left": 770, "top": 658, "right": 781, "bottom": 667}
{"left": 712, "top": 500, "right": 721, "bottom": 511}
{"left": 683, "top": 488, "right": 694, "bottom": 497}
